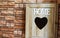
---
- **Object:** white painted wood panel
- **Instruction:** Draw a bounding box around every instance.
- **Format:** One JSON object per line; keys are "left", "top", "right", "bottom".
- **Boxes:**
{"left": 26, "top": 4, "right": 56, "bottom": 38}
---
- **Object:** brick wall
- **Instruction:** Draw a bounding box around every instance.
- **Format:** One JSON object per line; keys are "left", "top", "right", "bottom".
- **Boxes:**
{"left": 0, "top": 0, "right": 25, "bottom": 38}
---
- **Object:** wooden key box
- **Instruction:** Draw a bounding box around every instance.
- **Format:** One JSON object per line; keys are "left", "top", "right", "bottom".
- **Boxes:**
{"left": 0, "top": 0, "right": 58, "bottom": 38}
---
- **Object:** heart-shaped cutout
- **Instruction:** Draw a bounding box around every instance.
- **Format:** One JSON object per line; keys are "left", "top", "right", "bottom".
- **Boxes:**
{"left": 35, "top": 17, "right": 48, "bottom": 29}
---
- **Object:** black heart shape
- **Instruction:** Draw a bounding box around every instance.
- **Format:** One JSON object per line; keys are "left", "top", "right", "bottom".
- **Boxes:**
{"left": 35, "top": 17, "right": 48, "bottom": 29}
